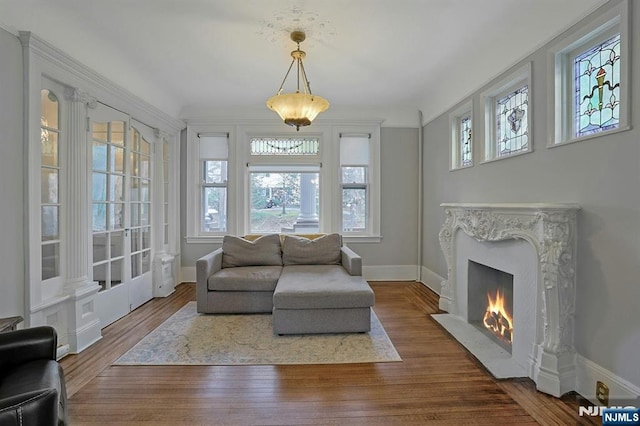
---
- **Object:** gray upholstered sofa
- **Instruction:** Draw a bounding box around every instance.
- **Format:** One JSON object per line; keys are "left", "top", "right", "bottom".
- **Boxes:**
{"left": 196, "top": 233, "right": 375, "bottom": 334}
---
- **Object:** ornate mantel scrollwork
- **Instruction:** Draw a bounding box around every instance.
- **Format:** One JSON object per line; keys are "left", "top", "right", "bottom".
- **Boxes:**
{"left": 438, "top": 203, "right": 580, "bottom": 396}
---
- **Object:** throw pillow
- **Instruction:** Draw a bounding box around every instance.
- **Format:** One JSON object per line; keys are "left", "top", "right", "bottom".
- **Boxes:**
{"left": 222, "top": 234, "right": 282, "bottom": 268}
{"left": 282, "top": 233, "right": 342, "bottom": 265}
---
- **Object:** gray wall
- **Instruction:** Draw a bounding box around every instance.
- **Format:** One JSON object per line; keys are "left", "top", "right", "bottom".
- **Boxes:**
{"left": 0, "top": 28, "right": 25, "bottom": 319}
{"left": 422, "top": 1, "right": 640, "bottom": 388}
{"left": 180, "top": 127, "right": 420, "bottom": 270}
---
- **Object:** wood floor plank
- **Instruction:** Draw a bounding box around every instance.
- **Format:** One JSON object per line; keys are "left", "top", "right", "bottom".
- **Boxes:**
{"left": 61, "top": 282, "right": 598, "bottom": 425}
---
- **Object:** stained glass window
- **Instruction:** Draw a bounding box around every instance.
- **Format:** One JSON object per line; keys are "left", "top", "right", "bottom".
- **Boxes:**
{"left": 496, "top": 85, "right": 528, "bottom": 157}
{"left": 459, "top": 116, "right": 472, "bottom": 167}
{"left": 574, "top": 33, "right": 620, "bottom": 137}
{"left": 250, "top": 138, "right": 319, "bottom": 155}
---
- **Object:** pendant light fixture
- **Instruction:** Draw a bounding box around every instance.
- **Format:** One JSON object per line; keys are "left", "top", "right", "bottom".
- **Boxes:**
{"left": 266, "top": 31, "right": 329, "bottom": 131}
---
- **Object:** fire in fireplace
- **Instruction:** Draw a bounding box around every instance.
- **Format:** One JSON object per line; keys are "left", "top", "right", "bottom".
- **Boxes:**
{"left": 482, "top": 287, "right": 513, "bottom": 345}
{"left": 467, "top": 260, "right": 514, "bottom": 352}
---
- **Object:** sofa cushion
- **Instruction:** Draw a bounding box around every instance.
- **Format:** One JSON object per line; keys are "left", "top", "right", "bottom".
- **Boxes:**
{"left": 208, "top": 265, "right": 282, "bottom": 291}
{"left": 282, "top": 233, "right": 341, "bottom": 266}
{"left": 222, "top": 234, "right": 282, "bottom": 268}
{"left": 274, "top": 265, "right": 374, "bottom": 309}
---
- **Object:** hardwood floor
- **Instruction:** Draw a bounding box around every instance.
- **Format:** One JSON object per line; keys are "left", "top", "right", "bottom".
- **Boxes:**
{"left": 61, "top": 282, "right": 597, "bottom": 425}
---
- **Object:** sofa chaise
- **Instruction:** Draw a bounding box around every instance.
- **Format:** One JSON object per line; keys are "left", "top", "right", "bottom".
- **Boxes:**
{"left": 196, "top": 233, "right": 375, "bottom": 334}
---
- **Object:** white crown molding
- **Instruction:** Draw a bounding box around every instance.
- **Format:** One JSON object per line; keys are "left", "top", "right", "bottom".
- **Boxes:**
{"left": 19, "top": 31, "right": 185, "bottom": 134}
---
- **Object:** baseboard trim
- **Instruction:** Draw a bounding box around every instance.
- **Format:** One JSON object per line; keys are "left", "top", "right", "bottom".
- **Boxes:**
{"left": 418, "top": 266, "right": 444, "bottom": 295}
{"left": 575, "top": 354, "right": 640, "bottom": 405}
{"left": 181, "top": 266, "right": 196, "bottom": 283}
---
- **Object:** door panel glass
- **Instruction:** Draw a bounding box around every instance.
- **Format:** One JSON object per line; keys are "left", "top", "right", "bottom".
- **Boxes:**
{"left": 92, "top": 203, "right": 107, "bottom": 231}
{"left": 92, "top": 142, "right": 108, "bottom": 170}
{"left": 111, "top": 259, "right": 123, "bottom": 286}
{"left": 41, "top": 243, "right": 59, "bottom": 281}
{"left": 92, "top": 173, "right": 107, "bottom": 201}
{"left": 110, "top": 175, "right": 124, "bottom": 201}
{"left": 41, "top": 169, "right": 59, "bottom": 203}
{"left": 92, "top": 233, "right": 108, "bottom": 263}
{"left": 41, "top": 132, "right": 59, "bottom": 167}
{"left": 111, "top": 231, "right": 124, "bottom": 258}
{"left": 110, "top": 203, "right": 124, "bottom": 229}
{"left": 41, "top": 206, "right": 59, "bottom": 240}
{"left": 111, "top": 146, "right": 125, "bottom": 173}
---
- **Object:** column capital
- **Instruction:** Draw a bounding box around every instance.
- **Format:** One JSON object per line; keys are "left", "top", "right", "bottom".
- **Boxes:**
{"left": 64, "top": 87, "right": 97, "bottom": 109}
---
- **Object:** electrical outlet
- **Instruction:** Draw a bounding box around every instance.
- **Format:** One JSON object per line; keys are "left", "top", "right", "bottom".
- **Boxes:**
{"left": 596, "top": 381, "right": 609, "bottom": 405}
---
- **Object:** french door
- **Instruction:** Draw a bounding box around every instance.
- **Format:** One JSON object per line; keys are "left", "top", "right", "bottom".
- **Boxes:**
{"left": 90, "top": 104, "right": 153, "bottom": 327}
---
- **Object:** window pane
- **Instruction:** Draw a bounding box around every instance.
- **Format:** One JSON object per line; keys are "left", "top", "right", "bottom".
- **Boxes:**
{"left": 93, "top": 233, "right": 108, "bottom": 263}
{"left": 142, "top": 250, "right": 151, "bottom": 274}
{"left": 42, "top": 243, "right": 59, "bottom": 281}
{"left": 203, "top": 187, "right": 227, "bottom": 232}
{"left": 249, "top": 172, "right": 319, "bottom": 234}
{"left": 92, "top": 142, "right": 107, "bottom": 171}
{"left": 94, "top": 263, "right": 107, "bottom": 291}
{"left": 110, "top": 175, "right": 124, "bottom": 201}
{"left": 131, "top": 228, "right": 140, "bottom": 252}
{"left": 131, "top": 203, "right": 139, "bottom": 227}
{"left": 131, "top": 254, "right": 140, "bottom": 278}
{"left": 250, "top": 138, "right": 319, "bottom": 156}
{"left": 204, "top": 160, "right": 227, "bottom": 184}
{"left": 111, "top": 259, "right": 123, "bottom": 285}
{"left": 111, "top": 146, "right": 125, "bottom": 173}
{"left": 496, "top": 85, "right": 529, "bottom": 157}
{"left": 41, "top": 168, "right": 59, "bottom": 204}
{"left": 140, "top": 203, "right": 150, "bottom": 226}
{"left": 341, "top": 167, "right": 367, "bottom": 184}
{"left": 92, "top": 203, "right": 107, "bottom": 232}
{"left": 575, "top": 33, "right": 621, "bottom": 137}
{"left": 92, "top": 123, "right": 108, "bottom": 143}
{"left": 110, "top": 121, "right": 125, "bottom": 146}
{"left": 41, "top": 206, "right": 59, "bottom": 241}
{"left": 459, "top": 116, "right": 472, "bottom": 167}
{"left": 111, "top": 231, "right": 124, "bottom": 258}
{"left": 141, "top": 226, "right": 150, "bottom": 250}
{"left": 41, "top": 131, "right": 59, "bottom": 167}
{"left": 110, "top": 203, "right": 124, "bottom": 230}
{"left": 92, "top": 172, "right": 107, "bottom": 202}
{"left": 343, "top": 188, "right": 367, "bottom": 232}
{"left": 41, "top": 89, "right": 59, "bottom": 130}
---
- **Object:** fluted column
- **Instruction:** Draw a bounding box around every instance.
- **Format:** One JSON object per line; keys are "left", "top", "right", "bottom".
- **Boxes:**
{"left": 63, "top": 87, "right": 101, "bottom": 353}
{"left": 63, "top": 88, "right": 96, "bottom": 288}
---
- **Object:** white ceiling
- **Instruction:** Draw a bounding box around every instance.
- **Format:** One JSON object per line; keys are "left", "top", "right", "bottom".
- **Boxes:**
{"left": 0, "top": 0, "right": 606, "bottom": 125}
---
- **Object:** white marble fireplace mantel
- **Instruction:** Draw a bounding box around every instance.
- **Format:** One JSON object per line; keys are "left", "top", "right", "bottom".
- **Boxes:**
{"left": 438, "top": 202, "right": 580, "bottom": 397}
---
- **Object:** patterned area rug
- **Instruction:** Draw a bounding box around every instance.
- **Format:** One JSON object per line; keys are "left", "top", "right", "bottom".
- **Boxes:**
{"left": 114, "top": 302, "right": 401, "bottom": 365}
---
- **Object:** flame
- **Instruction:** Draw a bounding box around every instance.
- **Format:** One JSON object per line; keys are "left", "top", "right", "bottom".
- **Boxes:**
{"left": 482, "top": 288, "right": 513, "bottom": 344}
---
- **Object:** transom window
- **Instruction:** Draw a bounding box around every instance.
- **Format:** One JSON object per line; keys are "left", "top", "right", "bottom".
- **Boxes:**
{"left": 496, "top": 85, "right": 529, "bottom": 157}
{"left": 548, "top": 1, "right": 629, "bottom": 146}
{"left": 450, "top": 103, "right": 473, "bottom": 170}
{"left": 250, "top": 137, "right": 319, "bottom": 156}
{"left": 482, "top": 63, "right": 532, "bottom": 162}
{"left": 574, "top": 33, "right": 621, "bottom": 138}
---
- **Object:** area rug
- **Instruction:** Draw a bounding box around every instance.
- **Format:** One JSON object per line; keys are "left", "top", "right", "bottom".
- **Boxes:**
{"left": 114, "top": 302, "right": 401, "bottom": 365}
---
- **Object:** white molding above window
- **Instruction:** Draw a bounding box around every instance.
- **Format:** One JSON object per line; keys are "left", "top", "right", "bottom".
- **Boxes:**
{"left": 547, "top": 0, "right": 630, "bottom": 148}
{"left": 481, "top": 62, "right": 533, "bottom": 164}
{"left": 449, "top": 100, "right": 473, "bottom": 171}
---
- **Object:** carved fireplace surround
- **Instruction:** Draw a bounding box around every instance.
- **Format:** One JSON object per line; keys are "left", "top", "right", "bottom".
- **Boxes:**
{"left": 437, "top": 203, "right": 580, "bottom": 397}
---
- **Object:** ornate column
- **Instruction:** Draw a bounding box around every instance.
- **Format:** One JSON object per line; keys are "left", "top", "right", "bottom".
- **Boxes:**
{"left": 63, "top": 87, "right": 101, "bottom": 353}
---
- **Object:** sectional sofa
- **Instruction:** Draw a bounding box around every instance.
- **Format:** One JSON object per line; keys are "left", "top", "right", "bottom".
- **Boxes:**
{"left": 196, "top": 233, "right": 375, "bottom": 334}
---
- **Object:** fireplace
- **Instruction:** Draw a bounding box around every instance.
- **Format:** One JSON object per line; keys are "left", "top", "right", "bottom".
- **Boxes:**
{"left": 432, "top": 203, "right": 580, "bottom": 397}
{"left": 468, "top": 261, "right": 514, "bottom": 353}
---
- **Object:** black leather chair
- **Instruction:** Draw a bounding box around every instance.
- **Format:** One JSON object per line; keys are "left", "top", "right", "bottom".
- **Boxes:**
{"left": 0, "top": 326, "right": 67, "bottom": 425}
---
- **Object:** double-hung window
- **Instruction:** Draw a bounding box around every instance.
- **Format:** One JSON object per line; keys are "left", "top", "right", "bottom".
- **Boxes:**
{"left": 199, "top": 134, "right": 228, "bottom": 234}
{"left": 340, "top": 134, "right": 370, "bottom": 233}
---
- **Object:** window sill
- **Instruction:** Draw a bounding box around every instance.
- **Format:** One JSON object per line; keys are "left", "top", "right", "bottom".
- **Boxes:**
{"left": 480, "top": 148, "right": 534, "bottom": 165}
{"left": 548, "top": 125, "right": 632, "bottom": 149}
{"left": 343, "top": 235, "right": 383, "bottom": 244}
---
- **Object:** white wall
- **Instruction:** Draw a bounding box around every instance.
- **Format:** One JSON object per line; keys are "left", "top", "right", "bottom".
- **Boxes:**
{"left": 421, "top": 0, "right": 640, "bottom": 398}
{"left": 0, "top": 27, "right": 24, "bottom": 320}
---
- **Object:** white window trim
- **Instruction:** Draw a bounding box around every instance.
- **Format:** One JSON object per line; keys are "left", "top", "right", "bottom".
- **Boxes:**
{"left": 186, "top": 122, "right": 381, "bottom": 243}
{"left": 185, "top": 126, "right": 236, "bottom": 244}
{"left": 481, "top": 62, "right": 533, "bottom": 164}
{"left": 449, "top": 100, "right": 474, "bottom": 171}
{"left": 547, "top": 0, "right": 630, "bottom": 148}
{"left": 334, "top": 126, "right": 381, "bottom": 242}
